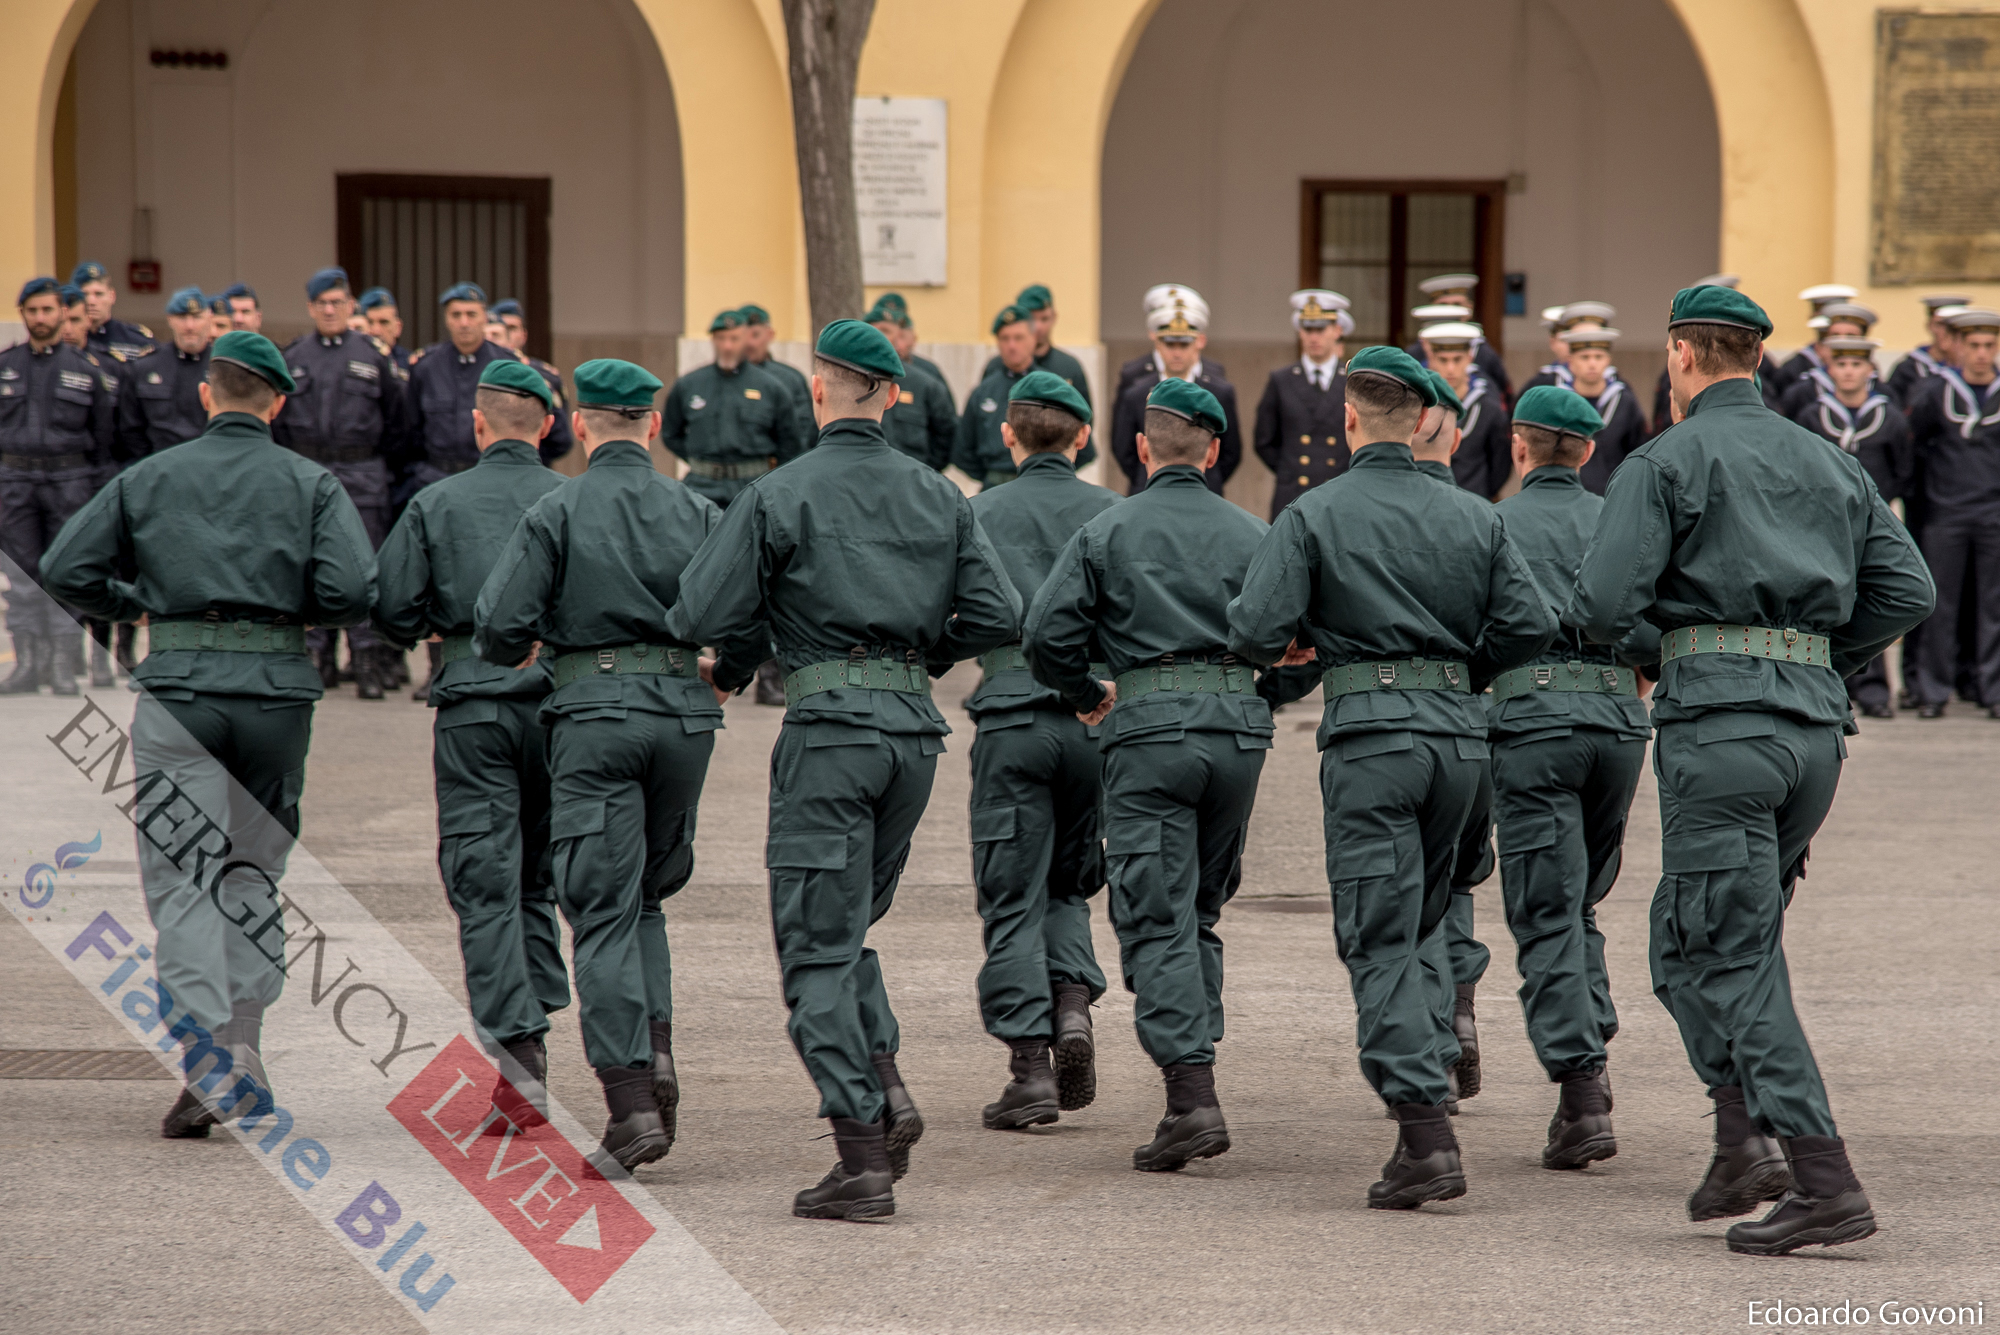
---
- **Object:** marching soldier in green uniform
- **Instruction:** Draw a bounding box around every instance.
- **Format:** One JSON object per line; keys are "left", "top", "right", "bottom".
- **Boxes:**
{"left": 740, "top": 304, "right": 818, "bottom": 447}
{"left": 960, "top": 371, "right": 1118, "bottom": 1130}
{"left": 867, "top": 299, "right": 957, "bottom": 470}
{"left": 1567, "top": 286, "right": 1933, "bottom": 1255}
{"left": 373, "top": 360, "right": 570, "bottom": 1108}
{"left": 476, "top": 358, "right": 762, "bottom": 1170}
{"left": 1490, "top": 386, "right": 1659, "bottom": 1169}
{"left": 42, "top": 332, "right": 375, "bottom": 1136}
{"left": 665, "top": 321, "right": 1019, "bottom": 1221}
{"left": 982, "top": 284, "right": 1094, "bottom": 420}
{"left": 1228, "top": 347, "right": 1554, "bottom": 1210}
{"left": 1025, "top": 378, "right": 1277, "bottom": 1173}
{"left": 661, "top": 310, "right": 809, "bottom": 508}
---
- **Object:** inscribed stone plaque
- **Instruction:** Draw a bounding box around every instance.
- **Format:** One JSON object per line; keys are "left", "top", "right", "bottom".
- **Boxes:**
{"left": 853, "top": 97, "right": 948, "bottom": 287}
{"left": 1873, "top": 11, "right": 2000, "bottom": 284}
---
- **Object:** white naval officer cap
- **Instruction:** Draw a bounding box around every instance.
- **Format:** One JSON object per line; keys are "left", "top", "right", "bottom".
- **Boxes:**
{"left": 1411, "top": 303, "right": 1470, "bottom": 329}
{"left": 1556, "top": 300, "right": 1617, "bottom": 328}
{"left": 1417, "top": 273, "right": 1478, "bottom": 299}
{"left": 1417, "top": 321, "right": 1484, "bottom": 348}
{"left": 1946, "top": 308, "right": 2000, "bottom": 333}
{"left": 1820, "top": 336, "right": 1881, "bottom": 357}
{"left": 1923, "top": 293, "right": 1972, "bottom": 310}
{"left": 1816, "top": 301, "right": 1877, "bottom": 328}
{"left": 1693, "top": 273, "right": 1741, "bottom": 289}
{"left": 1143, "top": 283, "right": 1204, "bottom": 314}
{"left": 1798, "top": 283, "right": 1858, "bottom": 309}
{"left": 1540, "top": 304, "right": 1567, "bottom": 331}
{"left": 1147, "top": 298, "right": 1208, "bottom": 338}
{"left": 1557, "top": 325, "right": 1621, "bottom": 348}
{"left": 1290, "top": 289, "right": 1350, "bottom": 328}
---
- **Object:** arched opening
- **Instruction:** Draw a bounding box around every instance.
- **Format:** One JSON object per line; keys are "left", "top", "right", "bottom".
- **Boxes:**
{"left": 61, "top": 0, "right": 683, "bottom": 378}
{"left": 1100, "top": 0, "right": 1721, "bottom": 515}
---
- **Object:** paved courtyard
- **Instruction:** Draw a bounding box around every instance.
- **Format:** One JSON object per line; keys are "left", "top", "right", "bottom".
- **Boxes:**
{"left": 3, "top": 658, "right": 1996, "bottom": 1334}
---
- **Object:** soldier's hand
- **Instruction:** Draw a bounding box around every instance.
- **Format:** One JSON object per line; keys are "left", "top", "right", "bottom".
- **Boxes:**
{"left": 1277, "top": 638, "right": 1317, "bottom": 666}
{"left": 699, "top": 655, "right": 731, "bottom": 707}
{"left": 1077, "top": 679, "right": 1117, "bottom": 727}
{"left": 513, "top": 642, "right": 540, "bottom": 671}
{"left": 426, "top": 633, "right": 442, "bottom": 644}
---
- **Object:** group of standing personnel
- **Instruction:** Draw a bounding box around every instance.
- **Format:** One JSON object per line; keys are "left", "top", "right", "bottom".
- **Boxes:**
{"left": 13, "top": 257, "right": 1938, "bottom": 1259}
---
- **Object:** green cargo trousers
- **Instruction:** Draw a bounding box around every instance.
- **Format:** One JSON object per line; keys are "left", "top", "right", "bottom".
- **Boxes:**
{"left": 1445, "top": 759, "right": 1494, "bottom": 986}
{"left": 967, "top": 710, "right": 1108, "bottom": 1041}
{"left": 1323, "top": 730, "right": 1487, "bottom": 1107}
{"left": 1492, "top": 727, "right": 1647, "bottom": 1080}
{"left": 1100, "top": 730, "right": 1266, "bottom": 1069}
{"left": 547, "top": 711, "right": 716, "bottom": 1072}
{"left": 130, "top": 693, "right": 311, "bottom": 1035}
{"left": 1649, "top": 714, "right": 1843, "bottom": 1139}
{"left": 433, "top": 697, "right": 568, "bottom": 1050}
{"left": 768, "top": 724, "right": 941, "bottom": 1123}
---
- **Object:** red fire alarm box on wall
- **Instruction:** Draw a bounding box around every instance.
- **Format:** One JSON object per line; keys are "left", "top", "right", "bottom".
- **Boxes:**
{"left": 128, "top": 260, "right": 161, "bottom": 293}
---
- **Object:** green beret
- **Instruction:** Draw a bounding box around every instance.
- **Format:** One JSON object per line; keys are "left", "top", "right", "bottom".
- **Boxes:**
{"left": 992, "top": 304, "right": 1029, "bottom": 334}
{"left": 1668, "top": 286, "right": 1773, "bottom": 338}
{"left": 211, "top": 331, "right": 296, "bottom": 394}
{"left": 479, "top": 358, "right": 554, "bottom": 411}
{"left": 863, "top": 299, "right": 911, "bottom": 329}
{"left": 1146, "top": 377, "right": 1227, "bottom": 435}
{"left": 709, "top": 308, "right": 747, "bottom": 333}
{"left": 1014, "top": 284, "right": 1053, "bottom": 312}
{"left": 738, "top": 303, "right": 771, "bottom": 327}
{"left": 1008, "top": 369, "right": 1091, "bottom": 425}
{"left": 1513, "top": 384, "right": 1605, "bottom": 438}
{"left": 872, "top": 291, "right": 909, "bottom": 316}
{"left": 1346, "top": 345, "right": 1439, "bottom": 407}
{"left": 574, "top": 358, "right": 663, "bottom": 409}
{"left": 1426, "top": 371, "right": 1464, "bottom": 416}
{"left": 814, "top": 319, "right": 905, "bottom": 380}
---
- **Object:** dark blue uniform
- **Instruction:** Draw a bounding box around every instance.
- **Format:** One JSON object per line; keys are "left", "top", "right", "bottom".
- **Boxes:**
{"left": 404, "top": 342, "right": 568, "bottom": 500}
{"left": 1409, "top": 338, "right": 1512, "bottom": 406}
{"left": 1901, "top": 370, "right": 2000, "bottom": 712}
{"left": 1110, "top": 365, "right": 1242, "bottom": 494}
{"left": 87, "top": 317, "right": 158, "bottom": 364}
{"left": 0, "top": 341, "right": 118, "bottom": 664}
{"left": 1448, "top": 368, "right": 1512, "bottom": 499}
{"left": 1117, "top": 352, "right": 1226, "bottom": 404}
{"left": 1253, "top": 360, "right": 1348, "bottom": 519}
{"left": 114, "top": 345, "right": 210, "bottom": 460}
{"left": 1574, "top": 379, "right": 1647, "bottom": 496}
{"left": 1886, "top": 346, "right": 1941, "bottom": 409}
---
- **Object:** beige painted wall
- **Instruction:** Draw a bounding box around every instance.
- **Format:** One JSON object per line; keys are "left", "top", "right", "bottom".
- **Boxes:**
{"left": 68, "top": 0, "right": 683, "bottom": 351}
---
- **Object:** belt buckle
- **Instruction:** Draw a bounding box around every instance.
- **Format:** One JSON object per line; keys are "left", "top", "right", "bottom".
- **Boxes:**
{"left": 1376, "top": 663, "right": 1397, "bottom": 687}
{"left": 1601, "top": 668, "right": 1620, "bottom": 690}
{"left": 1444, "top": 664, "right": 1461, "bottom": 689}
{"left": 1532, "top": 666, "right": 1553, "bottom": 688}
{"left": 596, "top": 648, "right": 616, "bottom": 674}
{"left": 667, "top": 648, "right": 684, "bottom": 672}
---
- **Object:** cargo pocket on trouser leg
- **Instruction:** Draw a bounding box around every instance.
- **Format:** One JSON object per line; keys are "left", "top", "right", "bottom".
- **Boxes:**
{"left": 968, "top": 803, "right": 1021, "bottom": 918}
{"left": 437, "top": 793, "right": 503, "bottom": 918}
{"left": 767, "top": 832, "right": 856, "bottom": 967}
{"left": 1327, "top": 839, "right": 1402, "bottom": 966}
{"left": 1660, "top": 827, "right": 1752, "bottom": 965}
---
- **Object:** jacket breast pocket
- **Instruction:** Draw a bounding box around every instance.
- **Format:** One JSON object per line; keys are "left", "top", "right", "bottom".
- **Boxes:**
{"left": 51, "top": 380, "right": 94, "bottom": 431}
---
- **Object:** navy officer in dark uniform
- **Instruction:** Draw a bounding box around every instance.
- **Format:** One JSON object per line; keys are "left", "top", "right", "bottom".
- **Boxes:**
{"left": 406, "top": 282, "right": 562, "bottom": 497}
{"left": 1110, "top": 294, "right": 1241, "bottom": 493}
{"left": 359, "top": 287, "right": 413, "bottom": 375}
{"left": 1407, "top": 275, "right": 1512, "bottom": 404}
{"left": 1116, "top": 285, "right": 1227, "bottom": 401}
{"left": 115, "top": 286, "right": 213, "bottom": 460}
{"left": 72, "top": 260, "right": 158, "bottom": 363}
{"left": 1254, "top": 289, "right": 1351, "bottom": 519}
{"left": 490, "top": 298, "right": 573, "bottom": 465}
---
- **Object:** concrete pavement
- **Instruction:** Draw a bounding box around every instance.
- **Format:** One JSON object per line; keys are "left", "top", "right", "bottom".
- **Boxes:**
{"left": 3, "top": 661, "right": 1996, "bottom": 1334}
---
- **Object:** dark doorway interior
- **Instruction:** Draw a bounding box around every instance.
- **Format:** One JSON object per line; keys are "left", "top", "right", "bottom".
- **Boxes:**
{"left": 1300, "top": 179, "right": 1506, "bottom": 352}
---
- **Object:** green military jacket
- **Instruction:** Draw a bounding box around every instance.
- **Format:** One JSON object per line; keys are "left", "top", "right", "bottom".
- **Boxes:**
{"left": 908, "top": 353, "right": 948, "bottom": 387}
{"left": 1491, "top": 466, "right": 1658, "bottom": 742}
{"left": 474, "top": 438, "right": 762, "bottom": 721}
{"left": 665, "top": 416, "right": 1020, "bottom": 737}
{"left": 1565, "top": 377, "right": 1934, "bottom": 728}
{"left": 882, "top": 369, "right": 957, "bottom": 470}
{"left": 660, "top": 359, "right": 809, "bottom": 507}
{"left": 1024, "top": 463, "right": 1272, "bottom": 744}
{"left": 963, "top": 450, "right": 1120, "bottom": 718}
{"left": 749, "top": 353, "right": 817, "bottom": 449}
{"left": 41, "top": 411, "right": 374, "bottom": 700}
{"left": 982, "top": 346, "right": 1093, "bottom": 418}
{"left": 372, "top": 438, "right": 565, "bottom": 707}
{"left": 1227, "top": 442, "right": 1555, "bottom": 748}
{"left": 954, "top": 363, "right": 1098, "bottom": 485}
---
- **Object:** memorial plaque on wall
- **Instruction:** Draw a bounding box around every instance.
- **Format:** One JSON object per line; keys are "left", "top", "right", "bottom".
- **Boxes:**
{"left": 1873, "top": 11, "right": 2000, "bottom": 284}
{"left": 854, "top": 97, "right": 948, "bottom": 287}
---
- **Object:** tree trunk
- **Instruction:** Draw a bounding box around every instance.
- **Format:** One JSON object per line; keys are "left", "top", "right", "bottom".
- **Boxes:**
{"left": 781, "top": 0, "right": 875, "bottom": 338}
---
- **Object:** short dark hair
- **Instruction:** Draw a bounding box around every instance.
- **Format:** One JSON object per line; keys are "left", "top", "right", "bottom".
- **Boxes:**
{"left": 1007, "top": 401, "right": 1083, "bottom": 452}
{"left": 207, "top": 360, "right": 277, "bottom": 412}
{"left": 579, "top": 405, "right": 650, "bottom": 439}
{"left": 475, "top": 386, "right": 547, "bottom": 437}
{"left": 1345, "top": 369, "right": 1425, "bottom": 433}
{"left": 1142, "top": 407, "right": 1214, "bottom": 465}
{"left": 1671, "top": 323, "right": 1762, "bottom": 376}
{"left": 1516, "top": 421, "right": 1589, "bottom": 468}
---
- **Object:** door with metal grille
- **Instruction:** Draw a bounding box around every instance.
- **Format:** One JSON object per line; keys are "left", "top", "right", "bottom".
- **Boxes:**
{"left": 336, "top": 174, "right": 551, "bottom": 360}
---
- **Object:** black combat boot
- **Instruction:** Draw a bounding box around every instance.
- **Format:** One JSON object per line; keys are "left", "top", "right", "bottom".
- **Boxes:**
{"left": 114, "top": 621, "right": 137, "bottom": 675}
{"left": 1133, "top": 1063, "right": 1230, "bottom": 1171}
{"left": 160, "top": 1085, "right": 217, "bottom": 1138}
{"left": 355, "top": 644, "right": 385, "bottom": 700}
{"left": 0, "top": 633, "right": 42, "bottom": 693}
{"left": 754, "top": 658, "right": 786, "bottom": 706}
{"left": 589, "top": 1064, "right": 669, "bottom": 1173}
{"left": 983, "top": 1038, "right": 1059, "bottom": 1130}
{"left": 214, "top": 1002, "right": 271, "bottom": 1118}
{"left": 1687, "top": 1085, "right": 1791, "bottom": 1221}
{"left": 87, "top": 624, "right": 115, "bottom": 687}
{"left": 871, "top": 1052, "right": 924, "bottom": 1181}
{"left": 1052, "top": 982, "right": 1097, "bottom": 1110}
{"left": 1725, "top": 1135, "right": 1877, "bottom": 1255}
{"left": 1450, "top": 983, "right": 1481, "bottom": 1098}
{"left": 649, "top": 1020, "right": 679, "bottom": 1147}
{"left": 793, "top": 1117, "right": 895, "bottom": 1220}
{"left": 1369, "top": 1103, "right": 1466, "bottom": 1209}
{"left": 47, "top": 632, "right": 81, "bottom": 696}
{"left": 1543, "top": 1067, "right": 1617, "bottom": 1169}
{"left": 491, "top": 1034, "right": 548, "bottom": 1127}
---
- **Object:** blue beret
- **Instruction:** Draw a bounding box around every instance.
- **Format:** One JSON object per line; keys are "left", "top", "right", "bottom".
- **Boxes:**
{"left": 209, "top": 293, "right": 233, "bottom": 313}
{"left": 574, "top": 358, "right": 663, "bottom": 408}
{"left": 439, "top": 282, "right": 487, "bottom": 307}
{"left": 1346, "top": 345, "right": 1440, "bottom": 407}
{"left": 16, "top": 277, "right": 60, "bottom": 305}
{"left": 211, "top": 331, "right": 296, "bottom": 393}
{"left": 1513, "top": 385, "right": 1605, "bottom": 438}
{"left": 305, "top": 267, "right": 349, "bottom": 300}
{"left": 70, "top": 262, "right": 109, "bottom": 287}
{"left": 220, "top": 283, "right": 256, "bottom": 303}
{"left": 1146, "top": 377, "right": 1227, "bottom": 435}
{"left": 1668, "top": 286, "right": 1773, "bottom": 338}
{"left": 1427, "top": 371, "right": 1464, "bottom": 416}
{"left": 357, "top": 287, "right": 395, "bottom": 312}
{"left": 57, "top": 284, "right": 84, "bottom": 306}
{"left": 739, "top": 304, "right": 772, "bottom": 326}
{"left": 479, "top": 358, "right": 553, "bottom": 411}
{"left": 490, "top": 299, "right": 523, "bottom": 319}
{"left": 1009, "top": 369, "right": 1091, "bottom": 425}
{"left": 164, "top": 287, "right": 206, "bottom": 316}
{"left": 814, "top": 319, "right": 905, "bottom": 381}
